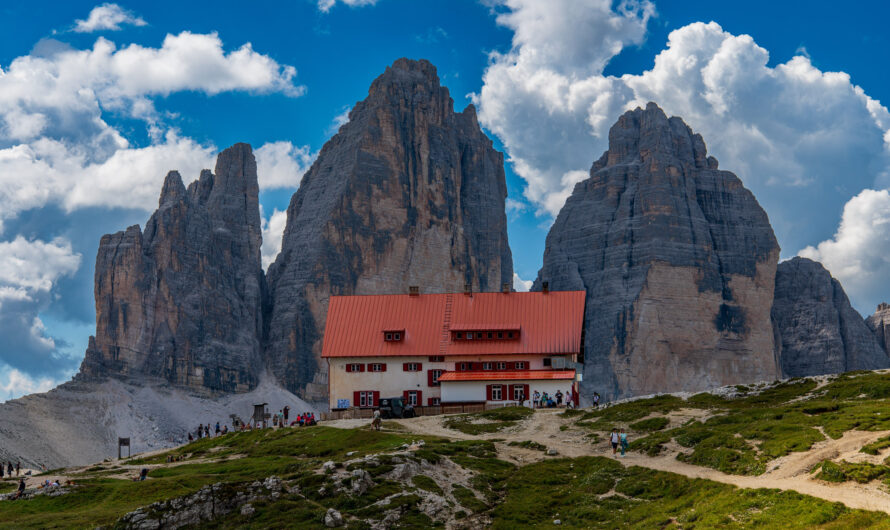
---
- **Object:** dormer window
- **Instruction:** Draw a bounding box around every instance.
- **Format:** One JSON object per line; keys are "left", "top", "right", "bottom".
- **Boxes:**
{"left": 383, "top": 330, "right": 404, "bottom": 342}
{"left": 452, "top": 328, "right": 520, "bottom": 341}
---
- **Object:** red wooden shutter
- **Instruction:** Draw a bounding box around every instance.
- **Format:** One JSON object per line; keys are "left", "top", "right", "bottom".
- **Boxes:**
{"left": 417, "top": 391, "right": 422, "bottom": 405}
{"left": 346, "top": 364, "right": 353, "bottom": 373}
{"left": 381, "top": 363, "right": 387, "bottom": 372}
{"left": 373, "top": 391, "right": 380, "bottom": 407}
{"left": 353, "top": 391, "right": 360, "bottom": 407}
{"left": 523, "top": 384, "right": 530, "bottom": 400}
{"left": 428, "top": 397, "right": 435, "bottom": 406}
{"left": 359, "top": 364, "right": 365, "bottom": 372}
{"left": 403, "top": 390, "right": 410, "bottom": 402}
{"left": 427, "top": 370, "right": 434, "bottom": 386}
{"left": 417, "top": 363, "right": 422, "bottom": 371}
{"left": 403, "top": 363, "right": 409, "bottom": 371}
{"left": 486, "top": 384, "right": 493, "bottom": 401}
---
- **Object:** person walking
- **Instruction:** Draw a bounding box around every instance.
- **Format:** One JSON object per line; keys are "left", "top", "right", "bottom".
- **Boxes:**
{"left": 619, "top": 429, "right": 629, "bottom": 458}
{"left": 284, "top": 406, "right": 290, "bottom": 422}
{"left": 204, "top": 425, "right": 210, "bottom": 438}
{"left": 532, "top": 390, "right": 540, "bottom": 409}
{"left": 7, "top": 462, "right": 12, "bottom": 477}
{"left": 215, "top": 422, "right": 220, "bottom": 435}
{"left": 593, "top": 392, "right": 600, "bottom": 409}
{"left": 372, "top": 409, "right": 382, "bottom": 431}
{"left": 555, "top": 390, "right": 563, "bottom": 406}
{"left": 610, "top": 429, "right": 619, "bottom": 456}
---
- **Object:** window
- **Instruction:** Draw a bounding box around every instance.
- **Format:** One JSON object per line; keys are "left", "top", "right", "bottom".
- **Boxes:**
{"left": 487, "top": 332, "right": 493, "bottom": 339}
{"left": 512, "top": 385, "right": 526, "bottom": 401}
{"left": 497, "top": 332, "right": 504, "bottom": 339}
{"left": 384, "top": 331, "right": 403, "bottom": 342}
{"left": 514, "top": 361, "right": 527, "bottom": 370}
{"left": 428, "top": 397, "right": 441, "bottom": 406}
{"left": 346, "top": 363, "right": 365, "bottom": 373}
{"left": 543, "top": 358, "right": 552, "bottom": 367}
{"left": 403, "top": 362, "right": 421, "bottom": 372}
{"left": 370, "top": 363, "right": 386, "bottom": 372}
{"left": 428, "top": 369, "right": 444, "bottom": 386}
{"left": 428, "top": 355, "right": 445, "bottom": 362}
{"left": 459, "top": 362, "right": 469, "bottom": 371}
{"left": 491, "top": 385, "right": 503, "bottom": 400}
{"left": 456, "top": 332, "right": 463, "bottom": 339}
{"left": 496, "top": 362, "right": 507, "bottom": 370}
{"left": 354, "top": 391, "right": 379, "bottom": 408}
{"left": 385, "top": 333, "right": 392, "bottom": 341}
{"left": 405, "top": 390, "right": 419, "bottom": 406}
{"left": 482, "top": 362, "right": 493, "bottom": 371}
{"left": 466, "top": 332, "right": 473, "bottom": 340}
{"left": 508, "top": 331, "right": 515, "bottom": 338}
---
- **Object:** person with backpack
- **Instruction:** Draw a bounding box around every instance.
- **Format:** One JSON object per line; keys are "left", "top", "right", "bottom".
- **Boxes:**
{"left": 610, "top": 428, "right": 620, "bottom": 456}
{"left": 619, "top": 428, "right": 628, "bottom": 457}
{"left": 15, "top": 478, "right": 25, "bottom": 499}
{"left": 532, "top": 390, "right": 540, "bottom": 408}
{"left": 593, "top": 392, "right": 600, "bottom": 409}
{"left": 555, "top": 390, "right": 563, "bottom": 406}
{"left": 215, "top": 422, "right": 221, "bottom": 435}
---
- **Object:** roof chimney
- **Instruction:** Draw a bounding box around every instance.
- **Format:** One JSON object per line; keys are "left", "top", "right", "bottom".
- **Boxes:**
{"left": 542, "top": 281, "right": 549, "bottom": 294}
{"left": 409, "top": 285, "right": 419, "bottom": 296}
{"left": 502, "top": 282, "right": 511, "bottom": 294}
{"left": 464, "top": 283, "right": 472, "bottom": 296}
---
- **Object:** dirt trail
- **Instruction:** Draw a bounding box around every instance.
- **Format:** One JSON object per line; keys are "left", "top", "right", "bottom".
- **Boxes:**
{"left": 383, "top": 409, "right": 890, "bottom": 514}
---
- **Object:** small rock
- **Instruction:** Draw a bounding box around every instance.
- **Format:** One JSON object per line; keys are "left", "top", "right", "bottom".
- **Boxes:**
{"left": 546, "top": 449, "right": 559, "bottom": 456}
{"left": 322, "top": 461, "right": 336, "bottom": 473}
{"left": 241, "top": 504, "right": 255, "bottom": 516}
{"left": 554, "top": 519, "right": 562, "bottom": 525}
{"left": 324, "top": 508, "right": 344, "bottom": 528}
{"left": 346, "top": 451, "right": 357, "bottom": 457}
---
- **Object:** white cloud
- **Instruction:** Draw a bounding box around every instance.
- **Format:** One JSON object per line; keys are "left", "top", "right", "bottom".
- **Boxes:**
{"left": 474, "top": 3, "right": 890, "bottom": 261}
{"left": 317, "top": 0, "right": 378, "bottom": 13}
{"left": 0, "top": 237, "right": 81, "bottom": 378}
{"left": 255, "top": 141, "right": 315, "bottom": 190}
{"left": 73, "top": 3, "right": 147, "bottom": 33}
{"left": 0, "top": 31, "right": 304, "bottom": 223}
{"left": 327, "top": 106, "right": 352, "bottom": 135}
{"left": 800, "top": 189, "right": 890, "bottom": 313}
{"left": 0, "top": 367, "right": 65, "bottom": 403}
{"left": 261, "top": 208, "right": 288, "bottom": 269}
{"left": 513, "top": 272, "right": 533, "bottom": 292}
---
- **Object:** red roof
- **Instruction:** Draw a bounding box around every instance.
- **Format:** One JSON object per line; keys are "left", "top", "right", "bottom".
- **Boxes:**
{"left": 321, "top": 290, "right": 585, "bottom": 358}
{"left": 438, "top": 370, "right": 576, "bottom": 382}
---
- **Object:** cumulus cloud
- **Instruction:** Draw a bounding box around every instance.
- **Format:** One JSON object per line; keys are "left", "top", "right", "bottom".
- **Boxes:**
{"left": 513, "top": 273, "right": 533, "bottom": 292}
{"left": 474, "top": 2, "right": 890, "bottom": 259}
{"left": 261, "top": 208, "right": 288, "bottom": 269}
{"left": 317, "top": 0, "right": 378, "bottom": 13}
{"left": 73, "top": 3, "right": 147, "bottom": 33}
{"left": 800, "top": 189, "right": 890, "bottom": 313}
{"left": 255, "top": 141, "right": 315, "bottom": 189}
{"left": 0, "top": 367, "right": 63, "bottom": 403}
{"left": 0, "top": 237, "right": 81, "bottom": 377}
{"left": 0, "top": 31, "right": 304, "bottom": 224}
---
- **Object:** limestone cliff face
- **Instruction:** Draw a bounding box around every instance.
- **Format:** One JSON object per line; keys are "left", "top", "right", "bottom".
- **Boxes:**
{"left": 265, "top": 58, "right": 513, "bottom": 400}
{"left": 772, "top": 257, "right": 889, "bottom": 377}
{"left": 535, "top": 103, "right": 781, "bottom": 400}
{"left": 78, "top": 144, "right": 264, "bottom": 394}
{"left": 866, "top": 303, "right": 890, "bottom": 354}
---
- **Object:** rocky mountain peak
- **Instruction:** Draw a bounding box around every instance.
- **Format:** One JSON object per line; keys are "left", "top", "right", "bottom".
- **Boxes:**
{"left": 536, "top": 102, "right": 780, "bottom": 400}
{"left": 866, "top": 302, "right": 890, "bottom": 353}
{"left": 159, "top": 171, "right": 187, "bottom": 207}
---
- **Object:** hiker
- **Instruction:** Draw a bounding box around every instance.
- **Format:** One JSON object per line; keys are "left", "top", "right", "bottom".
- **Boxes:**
{"left": 222, "top": 425, "right": 228, "bottom": 435}
{"left": 372, "top": 408, "right": 382, "bottom": 431}
{"left": 140, "top": 468, "right": 148, "bottom": 481}
{"left": 555, "top": 390, "right": 563, "bottom": 406}
{"left": 593, "top": 392, "right": 600, "bottom": 409}
{"left": 188, "top": 432, "right": 194, "bottom": 442}
{"left": 15, "top": 478, "right": 25, "bottom": 499}
{"left": 7, "top": 462, "right": 12, "bottom": 477}
{"left": 610, "top": 428, "right": 620, "bottom": 456}
{"left": 619, "top": 429, "right": 629, "bottom": 457}
{"left": 197, "top": 424, "right": 203, "bottom": 439}
{"left": 204, "top": 425, "right": 210, "bottom": 438}
{"left": 215, "top": 422, "right": 221, "bottom": 435}
{"left": 283, "top": 406, "right": 290, "bottom": 421}
{"left": 16, "top": 462, "right": 20, "bottom": 476}
{"left": 532, "top": 390, "right": 540, "bottom": 408}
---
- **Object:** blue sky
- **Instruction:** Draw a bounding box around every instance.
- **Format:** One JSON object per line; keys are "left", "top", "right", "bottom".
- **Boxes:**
{"left": 2, "top": 0, "right": 890, "bottom": 400}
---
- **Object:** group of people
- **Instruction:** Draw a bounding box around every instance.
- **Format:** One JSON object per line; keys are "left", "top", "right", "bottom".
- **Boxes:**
{"left": 609, "top": 428, "right": 629, "bottom": 457}
{"left": 188, "top": 422, "right": 229, "bottom": 442}
{"left": 0, "top": 461, "right": 20, "bottom": 479}
{"left": 531, "top": 390, "right": 572, "bottom": 408}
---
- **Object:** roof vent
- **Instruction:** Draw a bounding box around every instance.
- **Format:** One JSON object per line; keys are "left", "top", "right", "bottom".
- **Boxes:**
{"left": 542, "top": 281, "right": 549, "bottom": 294}
{"left": 502, "top": 282, "right": 511, "bottom": 293}
{"left": 409, "top": 285, "right": 419, "bottom": 296}
{"left": 464, "top": 283, "right": 472, "bottom": 296}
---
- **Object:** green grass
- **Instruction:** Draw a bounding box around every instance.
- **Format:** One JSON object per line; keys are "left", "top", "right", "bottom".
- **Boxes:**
{"left": 629, "top": 416, "right": 670, "bottom": 432}
{"left": 451, "top": 484, "right": 487, "bottom": 513}
{"left": 0, "top": 482, "right": 16, "bottom": 494}
{"left": 816, "top": 460, "right": 890, "bottom": 484}
{"left": 443, "top": 406, "right": 532, "bottom": 435}
{"left": 411, "top": 474, "right": 443, "bottom": 495}
{"left": 491, "top": 456, "right": 890, "bottom": 528}
{"left": 507, "top": 440, "right": 547, "bottom": 451}
{"left": 610, "top": 373, "right": 890, "bottom": 476}
{"left": 862, "top": 435, "right": 890, "bottom": 456}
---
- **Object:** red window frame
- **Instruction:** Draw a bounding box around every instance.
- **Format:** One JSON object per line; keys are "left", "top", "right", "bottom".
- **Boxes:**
{"left": 403, "top": 390, "right": 421, "bottom": 406}
{"left": 482, "top": 362, "right": 493, "bottom": 371}
{"left": 487, "top": 384, "right": 503, "bottom": 401}
{"left": 496, "top": 361, "right": 507, "bottom": 370}
{"left": 511, "top": 384, "right": 528, "bottom": 401}
{"left": 428, "top": 397, "right": 441, "bottom": 406}
{"left": 428, "top": 355, "right": 445, "bottom": 362}
{"left": 514, "top": 361, "right": 528, "bottom": 370}
{"left": 353, "top": 390, "right": 379, "bottom": 408}
{"left": 369, "top": 363, "right": 387, "bottom": 372}
{"left": 403, "top": 362, "right": 422, "bottom": 372}
{"left": 428, "top": 369, "right": 444, "bottom": 386}
{"left": 346, "top": 363, "right": 365, "bottom": 373}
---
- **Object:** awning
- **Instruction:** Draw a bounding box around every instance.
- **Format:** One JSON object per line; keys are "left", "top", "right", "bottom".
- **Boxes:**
{"left": 438, "top": 370, "right": 575, "bottom": 382}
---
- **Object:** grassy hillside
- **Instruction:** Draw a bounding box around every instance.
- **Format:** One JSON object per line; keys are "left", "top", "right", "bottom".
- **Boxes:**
{"left": 3, "top": 372, "right": 890, "bottom": 528}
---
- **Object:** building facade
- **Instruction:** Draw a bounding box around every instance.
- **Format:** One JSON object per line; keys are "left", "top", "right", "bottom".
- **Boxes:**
{"left": 322, "top": 290, "right": 585, "bottom": 409}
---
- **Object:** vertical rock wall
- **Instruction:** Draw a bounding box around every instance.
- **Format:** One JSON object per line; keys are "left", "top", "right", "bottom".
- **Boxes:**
{"left": 264, "top": 59, "right": 513, "bottom": 400}
{"left": 78, "top": 144, "right": 264, "bottom": 395}
{"left": 535, "top": 103, "right": 781, "bottom": 400}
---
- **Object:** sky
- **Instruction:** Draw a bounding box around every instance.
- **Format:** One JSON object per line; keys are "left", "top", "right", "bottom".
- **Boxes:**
{"left": 2, "top": 0, "right": 890, "bottom": 401}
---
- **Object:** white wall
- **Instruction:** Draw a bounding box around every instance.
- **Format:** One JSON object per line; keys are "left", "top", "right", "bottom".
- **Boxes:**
{"left": 441, "top": 380, "right": 573, "bottom": 404}
{"left": 328, "top": 356, "right": 446, "bottom": 408}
